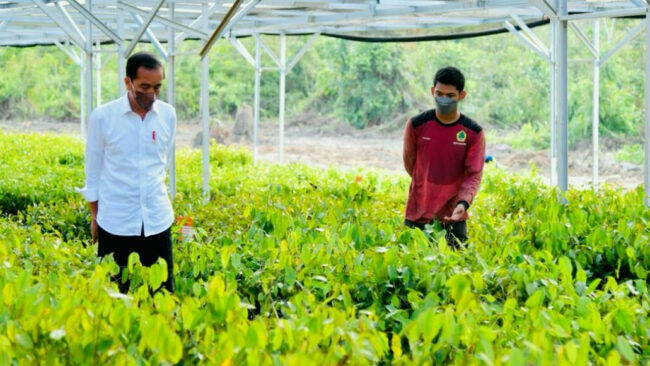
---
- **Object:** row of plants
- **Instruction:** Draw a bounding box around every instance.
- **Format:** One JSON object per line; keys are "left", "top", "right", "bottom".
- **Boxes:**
{"left": 0, "top": 132, "right": 648, "bottom": 364}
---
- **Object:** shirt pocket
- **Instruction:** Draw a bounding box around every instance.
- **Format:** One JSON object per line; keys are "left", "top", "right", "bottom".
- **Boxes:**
{"left": 105, "top": 119, "right": 137, "bottom": 158}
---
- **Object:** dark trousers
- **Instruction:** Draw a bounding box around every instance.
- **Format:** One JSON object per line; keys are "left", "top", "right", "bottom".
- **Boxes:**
{"left": 404, "top": 219, "right": 468, "bottom": 248}
{"left": 98, "top": 224, "right": 175, "bottom": 293}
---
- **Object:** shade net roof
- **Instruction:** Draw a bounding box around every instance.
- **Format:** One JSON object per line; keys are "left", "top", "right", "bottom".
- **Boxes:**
{"left": 0, "top": 0, "right": 647, "bottom": 48}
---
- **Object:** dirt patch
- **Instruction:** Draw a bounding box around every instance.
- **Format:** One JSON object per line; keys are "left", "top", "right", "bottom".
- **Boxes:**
{"left": 0, "top": 117, "right": 644, "bottom": 190}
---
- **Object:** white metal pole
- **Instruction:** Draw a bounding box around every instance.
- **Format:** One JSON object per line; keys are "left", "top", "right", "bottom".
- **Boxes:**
{"left": 592, "top": 20, "right": 600, "bottom": 189}
{"left": 279, "top": 33, "right": 286, "bottom": 164}
{"left": 95, "top": 40, "right": 101, "bottom": 106}
{"left": 80, "top": 61, "right": 85, "bottom": 137}
{"left": 645, "top": 10, "right": 650, "bottom": 207}
{"left": 201, "top": 3, "right": 210, "bottom": 200}
{"left": 254, "top": 34, "right": 261, "bottom": 165}
{"left": 84, "top": 0, "right": 93, "bottom": 139}
{"left": 117, "top": 7, "right": 126, "bottom": 96}
{"left": 557, "top": 0, "right": 569, "bottom": 194}
{"left": 168, "top": 2, "right": 176, "bottom": 199}
{"left": 550, "top": 18, "right": 557, "bottom": 187}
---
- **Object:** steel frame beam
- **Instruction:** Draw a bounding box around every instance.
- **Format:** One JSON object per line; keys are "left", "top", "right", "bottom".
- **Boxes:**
{"left": 124, "top": 0, "right": 166, "bottom": 57}
{"left": 253, "top": 33, "right": 280, "bottom": 67}
{"left": 511, "top": 14, "right": 548, "bottom": 53}
{"left": 592, "top": 19, "right": 599, "bottom": 189}
{"left": 200, "top": 0, "right": 244, "bottom": 58}
{"left": 119, "top": 1, "right": 209, "bottom": 40}
{"left": 645, "top": 9, "right": 650, "bottom": 206}
{"left": 175, "top": 0, "right": 224, "bottom": 43}
{"left": 54, "top": 40, "right": 81, "bottom": 64}
{"left": 599, "top": 22, "right": 645, "bottom": 66}
{"left": 67, "top": 0, "right": 122, "bottom": 44}
{"left": 279, "top": 32, "right": 286, "bottom": 163}
{"left": 557, "top": 0, "right": 569, "bottom": 195}
{"left": 130, "top": 12, "right": 169, "bottom": 61}
{"left": 569, "top": 22, "right": 598, "bottom": 58}
{"left": 168, "top": 2, "right": 177, "bottom": 199}
{"left": 31, "top": 0, "right": 86, "bottom": 51}
{"left": 83, "top": 0, "right": 93, "bottom": 140}
{"left": 201, "top": 2, "right": 210, "bottom": 200}
{"left": 560, "top": 7, "right": 645, "bottom": 21}
{"left": 54, "top": 2, "right": 85, "bottom": 44}
{"left": 504, "top": 20, "right": 551, "bottom": 62}
{"left": 228, "top": 36, "right": 255, "bottom": 66}
{"left": 286, "top": 32, "right": 319, "bottom": 73}
{"left": 253, "top": 33, "right": 261, "bottom": 164}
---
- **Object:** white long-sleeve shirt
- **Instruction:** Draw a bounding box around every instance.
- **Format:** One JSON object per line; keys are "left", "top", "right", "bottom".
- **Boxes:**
{"left": 77, "top": 94, "right": 176, "bottom": 237}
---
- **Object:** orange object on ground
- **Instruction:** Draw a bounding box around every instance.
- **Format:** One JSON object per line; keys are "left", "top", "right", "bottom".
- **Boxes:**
{"left": 176, "top": 216, "right": 194, "bottom": 241}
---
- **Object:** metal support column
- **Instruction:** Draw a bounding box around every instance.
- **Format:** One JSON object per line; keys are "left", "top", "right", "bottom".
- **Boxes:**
{"left": 279, "top": 33, "right": 286, "bottom": 164}
{"left": 645, "top": 10, "right": 650, "bottom": 206}
{"left": 550, "top": 18, "right": 557, "bottom": 187}
{"left": 84, "top": 0, "right": 93, "bottom": 139}
{"left": 201, "top": 3, "right": 210, "bottom": 200}
{"left": 592, "top": 20, "right": 600, "bottom": 189}
{"left": 80, "top": 61, "right": 85, "bottom": 137}
{"left": 253, "top": 34, "right": 261, "bottom": 165}
{"left": 556, "top": 0, "right": 569, "bottom": 194}
{"left": 117, "top": 7, "right": 126, "bottom": 96}
{"left": 95, "top": 40, "right": 101, "bottom": 106}
{"left": 168, "top": 2, "right": 176, "bottom": 199}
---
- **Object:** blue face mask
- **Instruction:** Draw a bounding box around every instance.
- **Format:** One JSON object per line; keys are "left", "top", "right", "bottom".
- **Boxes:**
{"left": 435, "top": 96, "right": 458, "bottom": 115}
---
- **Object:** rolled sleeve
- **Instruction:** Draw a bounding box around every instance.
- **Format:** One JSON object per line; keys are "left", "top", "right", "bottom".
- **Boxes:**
{"left": 76, "top": 186, "right": 99, "bottom": 202}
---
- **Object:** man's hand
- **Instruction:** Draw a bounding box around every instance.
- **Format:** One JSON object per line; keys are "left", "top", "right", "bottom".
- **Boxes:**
{"left": 91, "top": 218, "right": 98, "bottom": 243}
{"left": 443, "top": 203, "right": 466, "bottom": 222}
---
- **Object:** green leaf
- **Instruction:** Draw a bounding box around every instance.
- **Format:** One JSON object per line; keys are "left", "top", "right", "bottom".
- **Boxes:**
{"left": 614, "top": 309, "right": 633, "bottom": 333}
{"left": 525, "top": 290, "right": 544, "bottom": 309}
{"left": 565, "top": 341, "right": 577, "bottom": 363}
{"left": 507, "top": 349, "right": 526, "bottom": 366}
{"left": 586, "top": 279, "right": 601, "bottom": 294}
{"left": 15, "top": 333, "right": 33, "bottom": 349}
{"left": 285, "top": 267, "right": 297, "bottom": 287}
{"left": 127, "top": 252, "right": 140, "bottom": 273}
{"left": 421, "top": 312, "right": 443, "bottom": 343}
{"left": 559, "top": 256, "right": 572, "bottom": 277}
{"left": 387, "top": 265, "right": 398, "bottom": 280}
{"left": 230, "top": 253, "right": 241, "bottom": 270}
{"left": 616, "top": 336, "right": 636, "bottom": 362}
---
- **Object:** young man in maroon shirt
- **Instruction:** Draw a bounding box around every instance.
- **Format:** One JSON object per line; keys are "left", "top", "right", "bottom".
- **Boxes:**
{"left": 403, "top": 66, "right": 486, "bottom": 247}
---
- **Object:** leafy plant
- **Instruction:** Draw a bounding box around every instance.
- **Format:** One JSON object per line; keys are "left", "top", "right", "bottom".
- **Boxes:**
{"left": 615, "top": 144, "right": 644, "bottom": 165}
{"left": 0, "top": 132, "right": 648, "bottom": 365}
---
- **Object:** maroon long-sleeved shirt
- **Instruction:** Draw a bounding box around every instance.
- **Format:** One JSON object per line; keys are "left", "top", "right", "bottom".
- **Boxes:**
{"left": 403, "top": 109, "right": 485, "bottom": 223}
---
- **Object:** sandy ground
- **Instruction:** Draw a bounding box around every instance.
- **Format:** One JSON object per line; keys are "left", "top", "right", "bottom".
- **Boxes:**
{"left": 0, "top": 118, "right": 644, "bottom": 190}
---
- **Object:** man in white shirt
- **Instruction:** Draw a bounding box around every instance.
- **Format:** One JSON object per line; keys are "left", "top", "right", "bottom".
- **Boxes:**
{"left": 78, "top": 52, "right": 176, "bottom": 292}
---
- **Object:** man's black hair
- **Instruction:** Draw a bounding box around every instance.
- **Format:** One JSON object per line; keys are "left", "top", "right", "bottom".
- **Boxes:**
{"left": 433, "top": 66, "right": 465, "bottom": 92}
{"left": 126, "top": 52, "right": 164, "bottom": 80}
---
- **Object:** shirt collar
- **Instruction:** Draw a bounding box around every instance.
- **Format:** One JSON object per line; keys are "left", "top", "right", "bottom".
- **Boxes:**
{"left": 119, "top": 94, "right": 132, "bottom": 116}
{"left": 120, "top": 93, "right": 161, "bottom": 116}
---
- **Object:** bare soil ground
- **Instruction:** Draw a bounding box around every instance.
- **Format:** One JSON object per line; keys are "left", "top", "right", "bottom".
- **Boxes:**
{"left": 1, "top": 117, "right": 643, "bottom": 190}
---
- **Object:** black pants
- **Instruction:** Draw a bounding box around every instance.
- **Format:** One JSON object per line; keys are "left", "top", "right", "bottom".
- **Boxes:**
{"left": 98, "top": 224, "right": 175, "bottom": 293}
{"left": 404, "top": 219, "right": 468, "bottom": 248}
